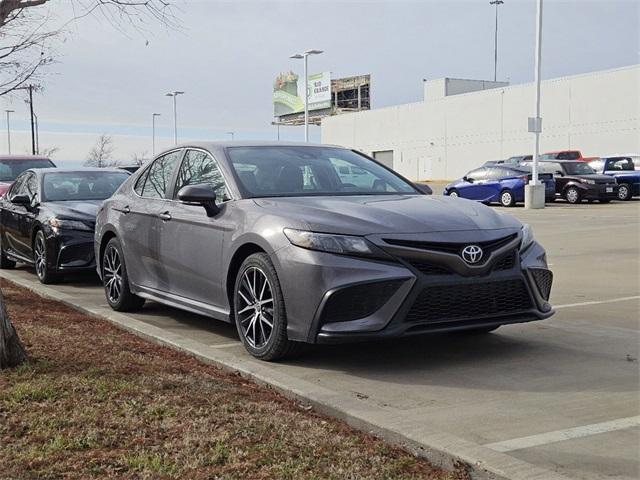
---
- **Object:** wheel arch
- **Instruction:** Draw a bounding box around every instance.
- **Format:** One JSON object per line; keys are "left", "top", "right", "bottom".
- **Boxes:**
{"left": 225, "top": 242, "right": 267, "bottom": 314}
{"left": 98, "top": 229, "right": 118, "bottom": 275}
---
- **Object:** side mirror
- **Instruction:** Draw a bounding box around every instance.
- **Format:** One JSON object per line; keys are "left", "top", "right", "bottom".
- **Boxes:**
{"left": 413, "top": 182, "right": 432, "bottom": 195}
{"left": 177, "top": 184, "right": 219, "bottom": 217}
{"left": 11, "top": 194, "right": 31, "bottom": 205}
{"left": 463, "top": 176, "right": 473, "bottom": 183}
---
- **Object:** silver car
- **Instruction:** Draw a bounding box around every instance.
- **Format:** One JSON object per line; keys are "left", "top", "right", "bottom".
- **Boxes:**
{"left": 95, "top": 142, "right": 554, "bottom": 360}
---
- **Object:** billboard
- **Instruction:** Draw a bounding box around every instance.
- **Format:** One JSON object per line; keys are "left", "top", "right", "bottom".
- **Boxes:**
{"left": 273, "top": 71, "right": 331, "bottom": 117}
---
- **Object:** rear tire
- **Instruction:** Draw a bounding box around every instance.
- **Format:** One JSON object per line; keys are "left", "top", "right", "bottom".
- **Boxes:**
{"left": 448, "top": 189, "right": 459, "bottom": 198}
{"left": 499, "top": 189, "right": 516, "bottom": 207}
{"left": 564, "top": 186, "right": 581, "bottom": 204}
{"left": 617, "top": 184, "right": 632, "bottom": 201}
{"left": 102, "top": 237, "right": 145, "bottom": 312}
{"left": 233, "top": 253, "right": 301, "bottom": 361}
{"left": 33, "top": 230, "right": 61, "bottom": 284}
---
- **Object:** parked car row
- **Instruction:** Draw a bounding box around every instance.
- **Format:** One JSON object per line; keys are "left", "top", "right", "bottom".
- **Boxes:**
{"left": 450, "top": 154, "right": 640, "bottom": 206}
{"left": 0, "top": 144, "right": 555, "bottom": 361}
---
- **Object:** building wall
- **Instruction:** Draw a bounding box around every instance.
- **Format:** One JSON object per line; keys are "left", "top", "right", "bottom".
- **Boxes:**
{"left": 321, "top": 65, "right": 640, "bottom": 180}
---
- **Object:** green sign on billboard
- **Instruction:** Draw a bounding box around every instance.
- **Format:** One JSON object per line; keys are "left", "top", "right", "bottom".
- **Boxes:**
{"left": 273, "top": 71, "right": 331, "bottom": 117}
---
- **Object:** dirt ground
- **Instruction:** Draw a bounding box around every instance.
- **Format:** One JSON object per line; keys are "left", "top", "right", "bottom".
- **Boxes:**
{"left": 0, "top": 280, "right": 467, "bottom": 480}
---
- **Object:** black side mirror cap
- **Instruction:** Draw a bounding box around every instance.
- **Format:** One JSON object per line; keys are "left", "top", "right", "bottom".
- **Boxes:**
{"left": 177, "top": 184, "right": 219, "bottom": 217}
{"left": 413, "top": 182, "right": 432, "bottom": 195}
{"left": 11, "top": 194, "right": 31, "bottom": 205}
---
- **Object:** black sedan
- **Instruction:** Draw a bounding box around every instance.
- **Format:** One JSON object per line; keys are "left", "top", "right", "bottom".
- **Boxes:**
{"left": 0, "top": 168, "right": 129, "bottom": 283}
{"left": 523, "top": 160, "right": 618, "bottom": 204}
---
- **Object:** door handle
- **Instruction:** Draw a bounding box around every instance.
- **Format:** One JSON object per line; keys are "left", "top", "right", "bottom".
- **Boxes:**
{"left": 115, "top": 205, "right": 130, "bottom": 214}
{"left": 158, "top": 211, "right": 172, "bottom": 222}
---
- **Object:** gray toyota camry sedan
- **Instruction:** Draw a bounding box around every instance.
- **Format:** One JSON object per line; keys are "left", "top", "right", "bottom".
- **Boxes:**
{"left": 95, "top": 142, "right": 554, "bottom": 360}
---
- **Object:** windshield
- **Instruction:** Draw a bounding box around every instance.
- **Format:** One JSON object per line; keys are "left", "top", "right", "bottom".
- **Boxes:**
{"left": 0, "top": 159, "right": 54, "bottom": 182}
{"left": 43, "top": 171, "right": 129, "bottom": 201}
{"left": 563, "top": 162, "right": 596, "bottom": 175}
{"left": 227, "top": 146, "right": 418, "bottom": 197}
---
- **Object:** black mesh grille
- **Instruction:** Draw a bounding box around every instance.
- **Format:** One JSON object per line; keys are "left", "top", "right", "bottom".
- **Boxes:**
{"left": 530, "top": 268, "right": 553, "bottom": 300}
{"left": 406, "top": 261, "right": 452, "bottom": 276}
{"left": 405, "top": 279, "right": 533, "bottom": 323}
{"left": 322, "top": 280, "right": 404, "bottom": 324}
{"left": 493, "top": 252, "right": 516, "bottom": 271}
{"left": 58, "top": 243, "right": 95, "bottom": 267}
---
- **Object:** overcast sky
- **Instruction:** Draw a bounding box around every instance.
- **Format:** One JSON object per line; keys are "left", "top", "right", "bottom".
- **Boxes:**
{"left": 1, "top": 0, "right": 638, "bottom": 165}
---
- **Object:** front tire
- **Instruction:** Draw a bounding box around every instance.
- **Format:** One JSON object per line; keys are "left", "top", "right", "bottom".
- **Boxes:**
{"left": 448, "top": 189, "right": 459, "bottom": 198}
{"left": 34, "top": 230, "right": 61, "bottom": 284}
{"left": 233, "top": 253, "right": 299, "bottom": 361}
{"left": 617, "top": 184, "right": 632, "bottom": 201}
{"left": 499, "top": 189, "right": 516, "bottom": 207}
{"left": 564, "top": 186, "right": 582, "bottom": 204}
{"left": 102, "top": 237, "right": 145, "bottom": 311}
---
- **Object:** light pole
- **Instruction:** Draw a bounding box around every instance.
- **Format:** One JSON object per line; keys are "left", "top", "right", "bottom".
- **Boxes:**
{"left": 226, "top": 131, "right": 235, "bottom": 141}
{"left": 5, "top": 110, "right": 14, "bottom": 154}
{"left": 165, "top": 91, "right": 184, "bottom": 145}
{"left": 289, "top": 49, "right": 323, "bottom": 142}
{"left": 152, "top": 113, "right": 161, "bottom": 156}
{"left": 525, "top": 0, "right": 545, "bottom": 209}
{"left": 490, "top": 0, "right": 504, "bottom": 82}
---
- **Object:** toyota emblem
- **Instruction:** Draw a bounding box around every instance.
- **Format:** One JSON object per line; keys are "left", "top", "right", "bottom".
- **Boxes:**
{"left": 461, "top": 245, "right": 483, "bottom": 264}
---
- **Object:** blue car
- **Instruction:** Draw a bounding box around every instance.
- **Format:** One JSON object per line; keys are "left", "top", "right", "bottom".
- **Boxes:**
{"left": 588, "top": 156, "right": 640, "bottom": 201}
{"left": 443, "top": 166, "right": 556, "bottom": 207}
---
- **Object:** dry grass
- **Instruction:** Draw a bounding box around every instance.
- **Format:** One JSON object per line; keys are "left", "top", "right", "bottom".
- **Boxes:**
{"left": 0, "top": 281, "right": 467, "bottom": 480}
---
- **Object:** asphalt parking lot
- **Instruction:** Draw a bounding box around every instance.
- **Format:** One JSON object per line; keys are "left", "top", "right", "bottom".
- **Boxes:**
{"left": 2, "top": 199, "right": 638, "bottom": 480}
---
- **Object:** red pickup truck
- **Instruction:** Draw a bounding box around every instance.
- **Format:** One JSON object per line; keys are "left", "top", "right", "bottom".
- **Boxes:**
{"left": 0, "top": 155, "right": 56, "bottom": 197}
{"left": 539, "top": 150, "right": 584, "bottom": 161}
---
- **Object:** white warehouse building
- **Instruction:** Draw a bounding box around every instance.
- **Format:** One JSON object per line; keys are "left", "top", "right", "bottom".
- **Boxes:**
{"left": 321, "top": 65, "right": 639, "bottom": 180}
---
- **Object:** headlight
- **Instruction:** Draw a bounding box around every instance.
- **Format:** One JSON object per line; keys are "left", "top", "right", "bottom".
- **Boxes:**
{"left": 283, "top": 228, "right": 385, "bottom": 258}
{"left": 581, "top": 178, "right": 595, "bottom": 185}
{"left": 48, "top": 218, "right": 92, "bottom": 232}
{"left": 520, "top": 223, "right": 535, "bottom": 251}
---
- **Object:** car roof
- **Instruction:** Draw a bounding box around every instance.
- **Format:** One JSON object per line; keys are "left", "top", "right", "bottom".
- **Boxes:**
{"left": 31, "top": 167, "right": 129, "bottom": 175}
{"left": 0, "top": 155, "right": 52, "bottom": 161}
{"left": 164, "top": 140, "right": 339, "bottom": 151}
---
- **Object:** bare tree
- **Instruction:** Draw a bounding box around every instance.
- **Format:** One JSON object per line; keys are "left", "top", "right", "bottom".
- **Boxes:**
{"left": 39, "top": 145, "right": 58, "bottom": 158}
{"left": 85, "top": 134, "right": 115, "bottom": 167}
{"left": 0, "top": 0, "right": 177, "bottom": 97}
{"left": 130, "top": 150, "right": 149, "bottom": 166}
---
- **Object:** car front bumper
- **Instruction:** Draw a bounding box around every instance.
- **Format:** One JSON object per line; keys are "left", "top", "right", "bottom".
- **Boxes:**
{"left": 43, "top": 227, "right": 96, "bottom": 273}
{"left": 582, "top": 183, "right": 619, "bottom": 200}
{"left": 271, "top": 232, "right": 554, "bottom": 344}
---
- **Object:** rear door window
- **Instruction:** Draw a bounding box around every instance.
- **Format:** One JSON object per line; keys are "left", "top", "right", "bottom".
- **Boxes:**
{"left": 140, "top": 150, "right": 182, "bottom": 199}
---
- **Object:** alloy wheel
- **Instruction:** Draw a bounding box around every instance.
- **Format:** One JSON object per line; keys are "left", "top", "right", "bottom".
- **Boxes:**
{"left": 618, "top": 184, "right": 630, "bottom": 201}
{"left": 566, "top": 188, "right": 580, "bottom": 204}
{"left": 237, "top": 266, "right": 274, "bottom": 349}
{"left": 449, "top": 191, "right": 459, "bottom": 198}
{"left": 34, "top": 234, "right": 47, "bottom": 279}
{"left": 103, "top": 245, "right": 123, "bottom": 304}
{"left": 501, "top": 191, "right": 513, "bottom": 206}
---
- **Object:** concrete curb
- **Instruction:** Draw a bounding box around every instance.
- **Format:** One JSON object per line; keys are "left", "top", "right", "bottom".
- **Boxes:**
{"left": 1, "top": 270, "right": 572, "bottom": 480}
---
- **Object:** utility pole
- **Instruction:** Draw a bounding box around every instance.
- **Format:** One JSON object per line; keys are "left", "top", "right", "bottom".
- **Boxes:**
{"left": 289, "top": 49, "right": 323, "bottom": 142}
{"left": 28, "top": 85, "right": 36, "bottom": 155}
{"left": 152, "top": 113, "right": 161, "bottom": 156}
{"left": 165, "top": 91, "right": 184, "bottom": 145}
{"left": 490, "top": 0, "right": 504, "bottom": 82}
{"left": 5, "top": 110, "right": 14, "bottom": 154}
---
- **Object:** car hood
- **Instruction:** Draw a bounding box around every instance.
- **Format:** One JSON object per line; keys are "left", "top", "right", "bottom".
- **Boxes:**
{"left": 571, "top": 174, "right": 616, "bottom": 183}
{"left": 254, "top": 195, "right": 521, "bottom": 235}
{"left": 0, "top": 181, "right": 13, "bottom": 196}
{"left": 43, "top": 200, "right": 102, "bottom": 220}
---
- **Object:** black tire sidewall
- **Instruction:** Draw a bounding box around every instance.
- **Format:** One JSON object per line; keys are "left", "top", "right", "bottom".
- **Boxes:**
{"left": 103, "top": 237, "right": 140, "bottom": 311}
{"left": 34, "top": 230, "right": 57, "bottom": 283}
{"left": 233, "top": 253, "right": 287, "bottom": 360}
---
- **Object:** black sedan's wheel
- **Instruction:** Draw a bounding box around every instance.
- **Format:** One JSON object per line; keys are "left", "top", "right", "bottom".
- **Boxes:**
{"left": 564, "top": 186, "right": 582, "bottom": 204}
{"left": 102, "top": 237, "right": 145, "bottom": 311}
{"left": 234, "top": 253, "right": 299, "bottom": 361}
{"left": 34, "top": 230, "right": 60, "bottom": 284}
{"left": 617, "top": 184, "right": 632, "bottom": 201}
{"left": 499, "top": 189, "right": 516, "bottom": 207}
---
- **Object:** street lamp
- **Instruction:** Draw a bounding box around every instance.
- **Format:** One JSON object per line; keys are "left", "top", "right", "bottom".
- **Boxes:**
{"left": 165, "top": 91, "right": 184, "bottom": 145}
{"left": 289, "top": 49, "right": 323, "bottom": 142}
{"left": 489, "top": 0, "right": 504, "bottom": 82}
{"left": 226, "top": 131, "right": 235, "bottom": 141}
{"left": 5, "top": 110, "right": 14, "bottom": 155}
{"left": 152, "top": 113, "right": 161, "bottom": 156}
{"left": 525, "top": 0, "right": 545, "bottom": 209}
